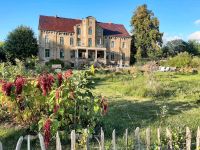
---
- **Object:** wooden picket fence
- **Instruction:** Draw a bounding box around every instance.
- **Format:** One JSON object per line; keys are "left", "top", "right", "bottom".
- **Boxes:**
{"left": 1, "top": 126, "right": 200, "bottom": 150}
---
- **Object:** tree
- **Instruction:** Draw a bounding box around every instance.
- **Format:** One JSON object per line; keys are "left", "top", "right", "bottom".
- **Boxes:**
{"left": 161, "top": 39, "right": 189, "bottom": 57}
{"left": 131, "top": 4, "right": 163, "bottom": 61}
{"left": 187, "top": 40, "right": 200, "bottom": 56}
{"left": 4, "top": 26, "right": 38, "bottom": 61}
{"left": 0, "top": 42, "right": 6, "bottom": 62}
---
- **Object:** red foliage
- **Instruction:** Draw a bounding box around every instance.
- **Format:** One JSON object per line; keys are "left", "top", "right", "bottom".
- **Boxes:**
{"left": 57, "top": 73, "right": 63, "bottom": 87}
{"left": 37, "top": 74, "right": 55, "bottom": 96}
{"left": 64, "top": 69, "right": 73, "bottom": 79}
{"left": 100, "top": 96, "right": 108, "bottom": 115}
{"left": 53, "top": 104, "right": 60, "bottom": 113}
{"left": 44, "top": 119, "right": 51, "bottom": 148}
{"left": 1, "top": 81, "right": 13, "bottom": 96}
{"left": 14, "top": 76, "right": 25, "bottom": 95}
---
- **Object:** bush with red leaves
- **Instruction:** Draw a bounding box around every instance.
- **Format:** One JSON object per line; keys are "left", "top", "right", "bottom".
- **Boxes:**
{"left": 1, "top": 81, "right": 13, "bottom": 96}
{"left": 64, "top": 69, "right": 73, "bottom": 79}
{"left": 57, "top": 73, "right": 63, "bottom": 87}
{"left": 37, "top": 74, "right": 55, "bottom": 96}
{"left": 43, "top": 119, "right": 51, "bottom": 148}
{"left": 14, "top": 76, "right": 25, "bottom": 95}
{"left": 100, "top": 96, "right": 108, "bottom": 115}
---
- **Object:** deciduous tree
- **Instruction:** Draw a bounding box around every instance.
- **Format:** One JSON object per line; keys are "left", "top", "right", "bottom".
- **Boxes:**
{"left": 4, "top": 26, "right": 38, "bottom": 61}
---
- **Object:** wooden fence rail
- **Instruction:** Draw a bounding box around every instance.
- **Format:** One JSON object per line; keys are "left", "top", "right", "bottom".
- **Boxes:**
{"left": 0, "top": 126, "right": 200, "bottom": 150}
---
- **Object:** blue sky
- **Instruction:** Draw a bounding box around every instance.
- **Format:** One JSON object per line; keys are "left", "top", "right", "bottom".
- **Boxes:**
{"left": 1, "top": 0, "right": 200, "bottom": 43}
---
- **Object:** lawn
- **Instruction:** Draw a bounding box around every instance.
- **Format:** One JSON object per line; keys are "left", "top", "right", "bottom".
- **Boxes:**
{"left": 1, "top": 70, "right": 200, "bottom": 149}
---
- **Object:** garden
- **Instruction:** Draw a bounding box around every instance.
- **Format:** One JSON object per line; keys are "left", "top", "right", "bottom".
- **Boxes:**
{"left": 1, "top": 56, "right": 200, "bottom": 149}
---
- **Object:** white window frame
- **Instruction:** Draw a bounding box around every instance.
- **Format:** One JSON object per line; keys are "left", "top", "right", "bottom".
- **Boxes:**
{"left": 45, "top": 49, "right": 50, "bottom": 58}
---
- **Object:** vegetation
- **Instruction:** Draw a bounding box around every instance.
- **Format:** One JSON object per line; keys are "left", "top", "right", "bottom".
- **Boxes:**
{"left": 0, "top": 42, "right": 6, "bottom": 62}
{"left": 0, "top": 61, "right": 106, "bottom": 149}
{"left": 45, "top": 59, "right": 65, "bottom": 68}
{"left": 4, "top": 26, "right": 38, "bottom": 62}
{"left": 131, "top": 4, "right": 163, "bottom": 61}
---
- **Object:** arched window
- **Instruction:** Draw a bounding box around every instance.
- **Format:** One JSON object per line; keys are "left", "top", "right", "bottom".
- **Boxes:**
{"left": 88, "top": 27, "right": 92, "bottom": 35}
{"left": 70, "top": 37, "right": 74, "bottom": 46}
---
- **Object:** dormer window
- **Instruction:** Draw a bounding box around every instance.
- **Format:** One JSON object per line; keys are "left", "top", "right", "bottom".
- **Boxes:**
{"left": 88, "top": 27, "right": 92, "bottom": 35}
{"left": 77, "top": 28, "right": 81, "bottom": 35}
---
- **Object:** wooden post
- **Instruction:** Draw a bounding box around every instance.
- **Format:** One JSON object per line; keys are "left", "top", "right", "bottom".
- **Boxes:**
{"left": 135, "top": 127, "right": 140, "bottom": 150}
{"left": 27, "top": 135, "right": 30, "bottom": 150}
{"left": 112, "top": 129, "right": 116, "bottom": 150}
{"left": 100, "top": 128, "right": 105, "bottom": 150}
{"left": 197, "top": 127, "right": 200, "bottom": 150}
{"left": 186, "top": 127, "right": 191, "bottom": 150}
{"left": 0, "top": 141, "right": 3, "bottom": 150}
{"left": 84, "top": 129, "right": 89, "bottom": 150}
{"left": 56, "top": 132, "right": 62, "bottom": 150}
{"left": 15, "top": 136, "right": 23, "bottom": 150}
{"left": 38, "top": 133, "right": 46, "bottom": 150}
{"left": 146, "top": 128, "right": 151, "bottom": 150}
{"left": 125, "top": 129, "right": 128, "bottom": 150}
{"left": 157, "top": 128, "right": 161, "bottom": 150}
{"left": 71, "top": 130, "right": 76, "bottom": 150}
{"left": 166, "top": 128, "right": 172, "bottom": 150}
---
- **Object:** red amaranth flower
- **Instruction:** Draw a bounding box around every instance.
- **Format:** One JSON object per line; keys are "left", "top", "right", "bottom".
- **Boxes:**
{"left": 14, "top": 76, "right": 25, "bottom": 95}
{"left": 44, "top": 119, "right": 51, "bottom": 149}
{"left": 53, "top": 104, "right": 60, "bottom": 113}
{"left": 100, "top": 96, "right": 108, "bottom": 115}
{"left": 2, "top": 81, "right": 13, "bottom": 96}
{"left": 57, "top": 73, "right": 63, "bottom": 87}
{"left": 37, "top": 74, "right": 55, "bottom": 96}
{"left": 64, "top": 69, "right": 73, "bottom": 79}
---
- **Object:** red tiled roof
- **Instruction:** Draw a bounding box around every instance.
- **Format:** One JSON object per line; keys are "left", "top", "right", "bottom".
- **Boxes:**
{"left": 39, "top": 15, "right": 130, "bottom": 37}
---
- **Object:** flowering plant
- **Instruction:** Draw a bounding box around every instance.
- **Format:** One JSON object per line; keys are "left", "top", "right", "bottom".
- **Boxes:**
{"left": 0, "top": 68, "right": 107, "bottom": 148}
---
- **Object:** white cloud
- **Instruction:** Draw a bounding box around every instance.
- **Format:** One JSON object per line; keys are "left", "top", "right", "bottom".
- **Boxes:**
{"left": 188, "top": 31, "right": 200, "bottom": 41}
{"left": 194, "top": 19, "right": 200, "bottom": 26}
{"left": 162, "top": 33, "right": 182, "bottom": 45}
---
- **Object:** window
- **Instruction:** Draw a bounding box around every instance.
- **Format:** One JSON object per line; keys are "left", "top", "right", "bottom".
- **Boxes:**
{"left": 97, "top": 51, "right": 104, "bottom": 59}
{"left": 106, "top": 52, "right": 110, "bottom": 59}
{"left": 111, "top": 41, "right": 115, "bottom": 48}
{"left": 70, "top": 37, "right": 74, "bottom": 46}
{"left": 111, "top": 52, "right": 115, "bottom": 61}
{"left": 97, "top": 38, "right": 102, "bottom": 45}
{"left": 60, "top": 37, "right": 64, "bottom": 45}
{"left": 45, "top": 49, "right": 50, "bottom": 58}
{"left": 88, "top": 50, "right": 95, "bottom": 60}
{"left": 88, "top": 27, "right": 92, "bottom": 35}
{"left": 122, "top": 53, "right": 125, "bottom": 60}
{"left": 60, "top": 49, "right": 64, "bottom": 58}
{"left": 77, "top": 28, "right": 81, "bottom": 35}
{"left": 88, "top": 38, "right": 92, "bottom": 47}
{"left": 45, "top": 35, "right": 49, "bottom": 44}
{"left": 77, "top": 38, "right": 81, "bottom": 46}
{"left": 122, "top": 42, "right": 126, "bottom": 48}
{"left": 70, "top": 50, "right": 75, "bottom": 58}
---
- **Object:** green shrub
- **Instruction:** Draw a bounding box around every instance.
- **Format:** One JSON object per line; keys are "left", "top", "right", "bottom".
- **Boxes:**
{"left": 166, "top": 52, "right": 192, "bottom": 68}
{"left": 45, "top": 59, "right": 64, "bottom": 68}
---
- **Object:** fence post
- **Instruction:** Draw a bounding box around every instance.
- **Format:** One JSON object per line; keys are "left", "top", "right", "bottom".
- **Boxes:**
{"left": 0, "top": 141, "right": 2, "bottom": 150}
{"left": 186, "top": 127, "right": 191, "bottom": 150}
{"left": 84, "top": 129, "right": 89, "bottom": 150}
{"left": 197, "top": 127, "right": 200, "bottom": 150}
{"left": 112, "top": 129, "right": 116, "bottom": 150}
{"left": 38, "top": 133, "right": 46, "bottom": 150}
{"left": 27, "top": 135, "right": 30, "bottom": 150}
{"left": 135, "top": 127, "right": 140, "bottom": 150}
{"left": 15, "top": 136, "right": 23, "bottom": 150}
{"left": 100, "top": 128, "right": 105, "bottom": 150}
{"left": 157, "top": 127, "right": 161, "bottom": 150}
{"left": 146, "top": 128, "right": 151, "bottom": 150}
{"left": 125, "top": 129, "right": 128, "bottom": 150}
{"left": 71, "top": 130, "right": 76, "bottom": 150}
{"left": 56, "top": 132, "right": 62, "bottom": 150}
{"left": 166, "top": 128, "right": 172, "bottom": 150}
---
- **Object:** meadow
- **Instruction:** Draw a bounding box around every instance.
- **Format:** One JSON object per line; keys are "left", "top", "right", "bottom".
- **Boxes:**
{"left": 1, "top": 69, "right": 200, "bottom": 149}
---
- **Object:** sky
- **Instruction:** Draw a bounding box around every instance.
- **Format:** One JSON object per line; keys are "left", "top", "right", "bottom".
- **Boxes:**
{"left": 1, "top": 0, "right": 200, "bottom": 43}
